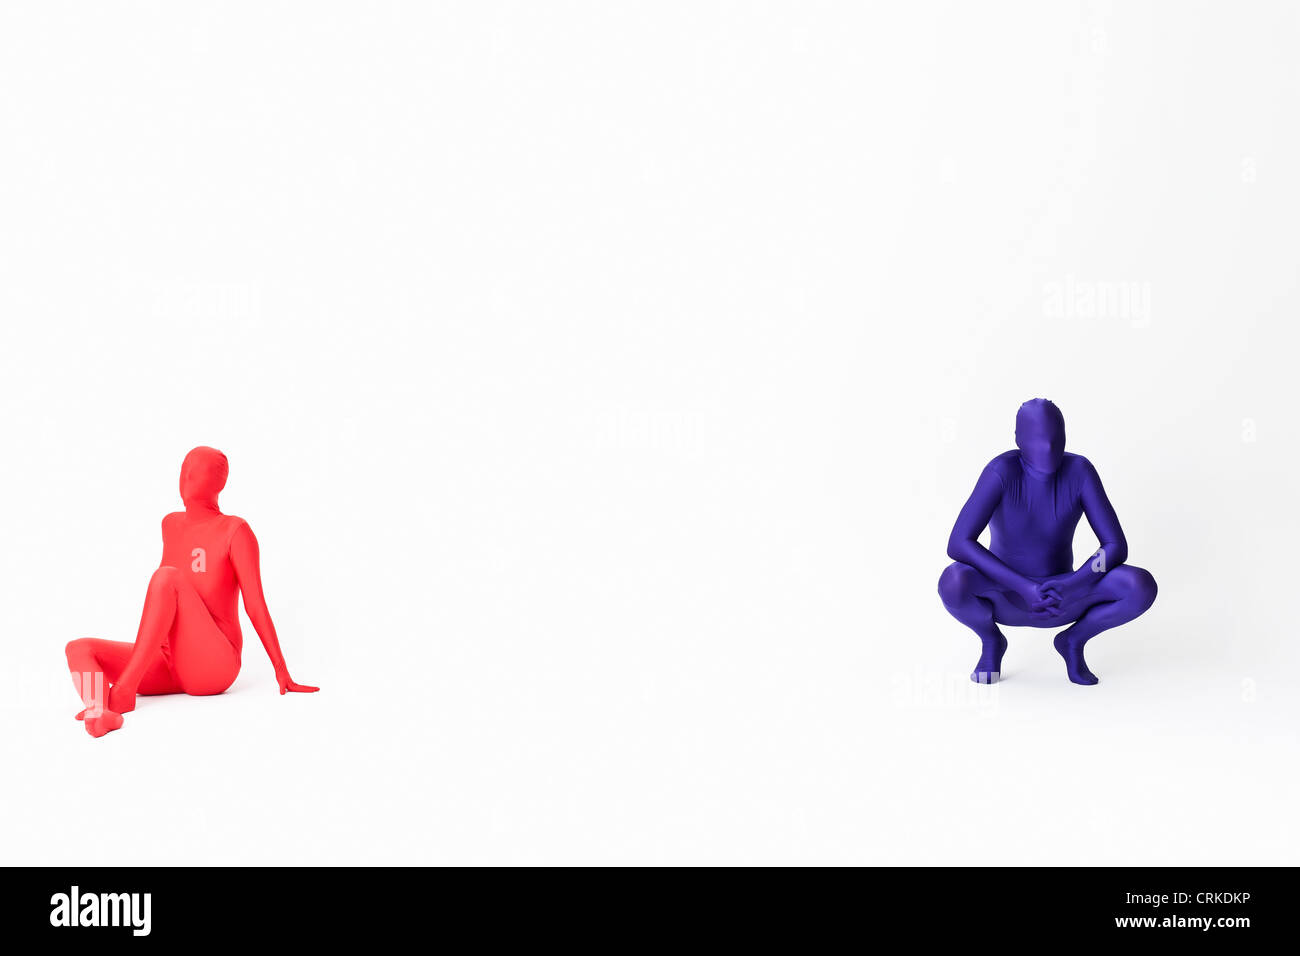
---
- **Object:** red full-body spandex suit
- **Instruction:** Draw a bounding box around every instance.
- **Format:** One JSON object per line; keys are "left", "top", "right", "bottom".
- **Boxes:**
{"left": 65, "top": 446, "right": 317, "bottom": 737}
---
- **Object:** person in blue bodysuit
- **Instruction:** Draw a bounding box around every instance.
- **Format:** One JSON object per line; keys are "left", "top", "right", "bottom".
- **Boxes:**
{"left": 938, "top": 399, "right": 1157, "bottom": 685}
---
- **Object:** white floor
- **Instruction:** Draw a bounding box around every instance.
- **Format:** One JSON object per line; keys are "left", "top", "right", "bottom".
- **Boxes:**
{"left": 6, "top": 584, "right": 1296, "bottom": 866}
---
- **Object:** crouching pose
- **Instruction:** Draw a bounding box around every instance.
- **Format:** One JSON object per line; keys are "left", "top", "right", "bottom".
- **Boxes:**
{"left": 938, "top": 400, "right": 1156, "bottom": 685}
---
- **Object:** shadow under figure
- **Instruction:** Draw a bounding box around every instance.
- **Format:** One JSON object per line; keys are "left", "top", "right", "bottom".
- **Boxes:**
{"left": 938, "top": 399, "right": 1157, "bottom": 685}
{"left": 66, "top": 446, "right": 318, "bottom": 737}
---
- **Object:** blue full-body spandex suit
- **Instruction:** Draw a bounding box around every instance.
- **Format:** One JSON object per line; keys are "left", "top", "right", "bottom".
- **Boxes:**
{"left": 938, "top": 399, "right": 1157, "bottom": 684}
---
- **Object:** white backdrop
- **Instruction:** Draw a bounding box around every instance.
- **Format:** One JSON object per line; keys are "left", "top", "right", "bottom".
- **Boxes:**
{"left": 1, "top": 1, "right": 1296, "bottom": 865}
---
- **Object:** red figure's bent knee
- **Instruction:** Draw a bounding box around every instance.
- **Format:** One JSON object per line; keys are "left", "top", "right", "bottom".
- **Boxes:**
{"left": 65, "top": 638, "right": 95, "bottom": 668}
{"left": 149, "top": 565, "right": 184, "bottom": 591}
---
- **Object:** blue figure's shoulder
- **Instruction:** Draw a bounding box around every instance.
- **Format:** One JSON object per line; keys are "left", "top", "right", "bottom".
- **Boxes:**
{"left": 984, "top": 450, "right": 1021, "bottom": 486}
{"left": 1057, "top": 454, "right": 1102, "bottom": 497}
{"left": 1060, "top": 452, "right": 1097, "bottom": 478}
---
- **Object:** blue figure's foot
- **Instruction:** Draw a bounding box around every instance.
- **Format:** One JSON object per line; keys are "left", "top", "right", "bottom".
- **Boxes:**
{"left": 970, "top": 633, "right": 1007, "bottom": 684}
{"left": 1053, "top": 632, "right": 1098, "bottom": 685}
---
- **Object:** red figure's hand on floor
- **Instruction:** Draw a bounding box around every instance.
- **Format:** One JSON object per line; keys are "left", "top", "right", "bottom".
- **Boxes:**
{"left": 65, "top": 446, "right": 318, "bottom": 738}
{"left": 278, "top": 672, "right": 320, "bottom": 694}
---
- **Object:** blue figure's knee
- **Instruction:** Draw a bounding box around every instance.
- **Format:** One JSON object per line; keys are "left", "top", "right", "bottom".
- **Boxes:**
{"left": 938, "top": 562, "right": 976, "bottom": 607}
{"left": 1115, "top": 566, "right": 1158, "bottom": 611}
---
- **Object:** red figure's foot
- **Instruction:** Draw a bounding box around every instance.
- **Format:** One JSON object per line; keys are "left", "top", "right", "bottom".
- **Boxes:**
{"left": 74, "top": 708, "right": 86, "bottom": 720}
{"left": 85, "top": 711, "right": 124, "bottom": 737}
{"left": 108, "top": 685, "right": 137, "bottom": 714}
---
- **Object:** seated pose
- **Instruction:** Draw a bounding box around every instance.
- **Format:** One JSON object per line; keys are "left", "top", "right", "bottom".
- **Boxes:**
{"left": 938, "top": 399, "right": 1157, "bottom": 685}
{"left": 66, "top": 446, "right": 317, "bottom": 737}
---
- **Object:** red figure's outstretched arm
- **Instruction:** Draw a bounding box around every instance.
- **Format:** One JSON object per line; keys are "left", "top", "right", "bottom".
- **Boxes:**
{"left": 230, "top": 522, "right": 319, "bottom": 694}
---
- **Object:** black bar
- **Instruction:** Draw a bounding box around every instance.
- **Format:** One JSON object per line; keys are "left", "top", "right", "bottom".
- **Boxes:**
{"left": 8, "top": 866, "right": 1286, "bottom": 944}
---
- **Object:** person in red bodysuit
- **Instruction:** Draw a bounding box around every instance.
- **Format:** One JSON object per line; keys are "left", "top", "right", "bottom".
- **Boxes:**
{"left": 65, "top": 446, "right": 317, "bottom": 737}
